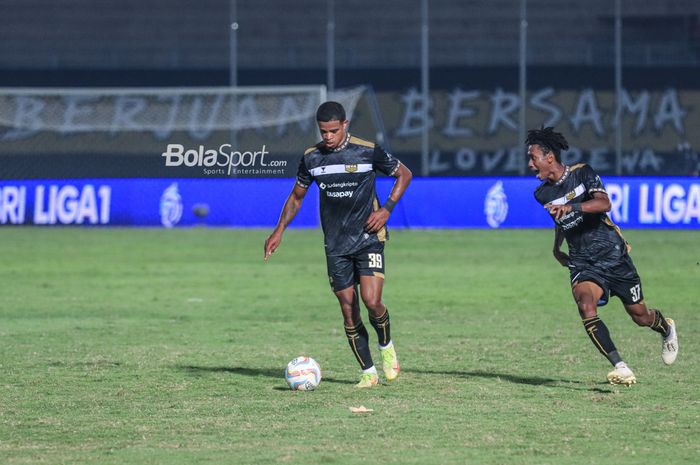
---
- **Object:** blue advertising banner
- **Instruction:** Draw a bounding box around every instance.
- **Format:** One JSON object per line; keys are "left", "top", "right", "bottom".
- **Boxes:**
{"left": 0, "top": 178, "right": 319, "bottom": 227}
{"left": 380, "top": 177, "right": 700, "bottom": 229}
{"left": 0, "top": 177, "right": 698, "bottom": 229}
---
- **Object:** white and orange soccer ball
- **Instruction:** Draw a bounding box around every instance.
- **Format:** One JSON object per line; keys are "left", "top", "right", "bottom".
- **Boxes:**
{"left": 285, "top": 356, "right": 322, "bottom": 391}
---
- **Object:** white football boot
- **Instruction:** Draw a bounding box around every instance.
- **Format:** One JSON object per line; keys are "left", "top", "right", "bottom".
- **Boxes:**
{"left": 607, "top": 362, "right": 636, "bottom": 386}
{"left": 661, "top": 318, "right": 678, "bottom": 365}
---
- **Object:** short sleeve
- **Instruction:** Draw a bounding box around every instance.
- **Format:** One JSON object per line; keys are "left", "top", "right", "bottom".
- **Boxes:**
{"left": 533, "top": 187, "right": 545, "bottom": 206}
{"left": 372, "top": 145, "right": 400, "bottom": 176}
{"left": 296, "top": 155, "right": 312, "bottom": 188}
{"left": 582, "top": 165, "right": 606, "bottom": 195}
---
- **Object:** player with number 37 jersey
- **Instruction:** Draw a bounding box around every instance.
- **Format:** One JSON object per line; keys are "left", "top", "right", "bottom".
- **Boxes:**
{"left": 527, "top": 126, "right": 678, "bottom": 387}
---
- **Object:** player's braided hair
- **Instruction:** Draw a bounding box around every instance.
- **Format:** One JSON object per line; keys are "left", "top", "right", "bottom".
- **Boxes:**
{"left": 526, "top": 126, "right": 569, "bottom": 162}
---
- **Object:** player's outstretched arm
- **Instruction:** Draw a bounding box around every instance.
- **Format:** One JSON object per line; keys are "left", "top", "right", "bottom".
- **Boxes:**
{"left": 365, "top": 163, "right": 413, "bottom": 233}
{"left": 264, "top": 184, "right": 308, "bottom": 261}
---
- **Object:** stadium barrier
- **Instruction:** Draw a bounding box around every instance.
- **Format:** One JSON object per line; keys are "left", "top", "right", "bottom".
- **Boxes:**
{"left": 0, "top": 177, "right": 698, "bottom": 229}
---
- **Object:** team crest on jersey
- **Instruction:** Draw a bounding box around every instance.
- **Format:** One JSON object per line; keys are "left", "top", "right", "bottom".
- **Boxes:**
{"left": 345, "top": 164, "right": 358, "bottom": 173}
{"left": 566, "top": 190, "right": 577, "bottom": 201}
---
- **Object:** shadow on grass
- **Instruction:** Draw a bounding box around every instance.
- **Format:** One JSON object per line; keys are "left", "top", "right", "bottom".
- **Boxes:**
{"left": 176, "top": 365, "right": 354, "bottom": 385}
{"left": 405, "top": 369, "right": 614, "bottom": 393}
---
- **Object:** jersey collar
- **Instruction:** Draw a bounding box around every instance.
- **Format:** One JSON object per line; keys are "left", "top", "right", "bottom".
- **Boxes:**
{"left": 553, "top": 165, "right": 571, "bottom": 186}
{"left": 332, "top": 132, "right": 351, "bottom": 152}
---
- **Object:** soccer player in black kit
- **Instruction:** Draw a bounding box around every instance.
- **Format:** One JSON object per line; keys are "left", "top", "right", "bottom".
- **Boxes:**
{"left": 527, "top": 127, "right": 678, "bottom": 386}
{"left": 264, "top": 102, "right": 412, "bottom": 388}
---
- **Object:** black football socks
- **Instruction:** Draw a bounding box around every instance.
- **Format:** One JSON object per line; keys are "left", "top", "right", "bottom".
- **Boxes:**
{"left": 649, "top": 309, "right": 671, "bottom": 337}
{"left": 369, "top": 308, "right": 391, "bottom": 347}
{"left": 344, "top": 322, "right": 373, "bottom": 370}
{"left": 582, "top": 316, "right": 623, "bottom": 366}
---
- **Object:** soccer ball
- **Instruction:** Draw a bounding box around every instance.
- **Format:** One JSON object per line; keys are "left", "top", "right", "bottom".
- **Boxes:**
{"left": 285, "top": 356, "right": 322, "bottom": 391}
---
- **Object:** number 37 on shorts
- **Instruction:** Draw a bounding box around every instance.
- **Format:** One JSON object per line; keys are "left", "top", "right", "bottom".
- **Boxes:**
{"left": 629, "top": 284, "right": 641, "bottom": 302}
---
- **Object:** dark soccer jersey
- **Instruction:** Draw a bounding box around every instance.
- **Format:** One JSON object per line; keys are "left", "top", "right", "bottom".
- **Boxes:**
{"left": 534, "top": 164, "right": 629, "bottom": 268}
{"left": 296, "top": 134, "right": 400, "bottom": 257}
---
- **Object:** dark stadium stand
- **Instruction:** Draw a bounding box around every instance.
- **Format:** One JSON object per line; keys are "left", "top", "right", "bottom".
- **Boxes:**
{"left": 0, "top": 0, "right": 698, "bottom": 70}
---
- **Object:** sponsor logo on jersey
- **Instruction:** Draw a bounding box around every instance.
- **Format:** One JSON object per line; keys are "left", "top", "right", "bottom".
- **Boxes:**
{"left": 326, "top": 191, "right": 354, "bottom": 198}
{"left": 556, "top": 210, "right": 584, "bottom": 230}
{"left": 318, "top": 182, "right": 357, "bottom": 191}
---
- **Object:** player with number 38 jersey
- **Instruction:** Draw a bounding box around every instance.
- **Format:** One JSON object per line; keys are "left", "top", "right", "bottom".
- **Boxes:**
{"left": 264, "top": 102, "right": 412, "bottom": 388}
{"left": 296, "top": 132, "right": 399, "bottom": 257}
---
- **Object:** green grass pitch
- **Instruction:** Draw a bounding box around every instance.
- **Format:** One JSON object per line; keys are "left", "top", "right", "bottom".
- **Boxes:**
{"left": 0, "top": 228, "right": 698, "bottom": 464}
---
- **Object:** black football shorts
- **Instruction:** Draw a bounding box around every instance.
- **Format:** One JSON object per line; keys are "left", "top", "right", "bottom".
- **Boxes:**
{"left": 326, "top": 243, "right": 385, "bottom": 292}
{"left": 569, "top": 253, "right": 644, "bottom": 306}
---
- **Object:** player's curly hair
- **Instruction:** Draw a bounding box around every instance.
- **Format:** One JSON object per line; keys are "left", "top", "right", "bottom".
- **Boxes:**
{"left": 526, "top": 126, "right": 569, "bottom": 162}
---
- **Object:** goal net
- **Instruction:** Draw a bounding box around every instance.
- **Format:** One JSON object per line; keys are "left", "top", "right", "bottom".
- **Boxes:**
{"left": 0, "top": 85, "right": 367, "bottom": 179}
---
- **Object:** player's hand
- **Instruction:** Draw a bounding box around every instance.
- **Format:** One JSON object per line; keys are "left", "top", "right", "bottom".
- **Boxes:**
{"left": 553, "top": 249, "right": 570, "bottom": 267}
{"left": 545, "top": 203, "right": 572, "bottom": 221}
{"left": 365, "top": 208, "right": 390, "bottom": 233}
{"left": 264, "top": 230, "right": 282, "bottom": 261}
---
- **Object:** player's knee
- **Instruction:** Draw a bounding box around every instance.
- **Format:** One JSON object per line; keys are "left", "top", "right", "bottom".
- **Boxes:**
{"left": 361, "top": 295, "right": 383, "bottom": 313}
{"left": 339, "top": 305, "right": 360, "bottom": 326}
{"left": 576, "top": 301, "right": 598, "bottom": 319}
